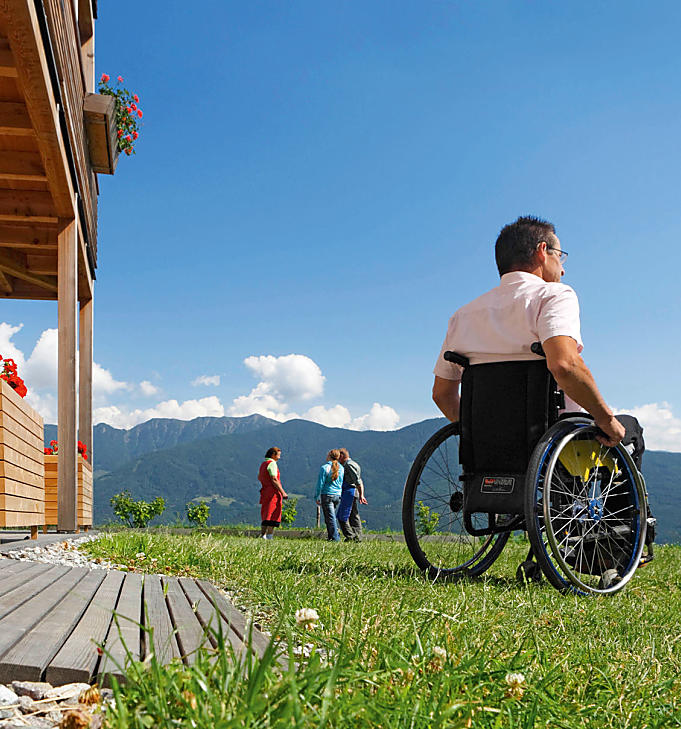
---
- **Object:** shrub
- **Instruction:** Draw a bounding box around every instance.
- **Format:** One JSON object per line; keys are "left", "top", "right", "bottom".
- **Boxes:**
{"left": 415, "top": 500, "right": 439, "bottom": 535}
{"left": 110, "top": 490, "right": 165, "bottom": 528}
{"left": 186, "top": 502, "right": 210, "bottom": 528}
{"left": 281, "top": 497, "right": 299, "bottom": 527}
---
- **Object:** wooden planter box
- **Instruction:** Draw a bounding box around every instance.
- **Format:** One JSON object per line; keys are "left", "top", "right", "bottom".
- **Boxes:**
{"left": 44, "top": 454, "right": 93, "bottom": 530}
{"left": 0, "top": 379, "right": 44, "bottom": 537}
{"left": 84, "top": 92, "right": 119, "bottom": 175}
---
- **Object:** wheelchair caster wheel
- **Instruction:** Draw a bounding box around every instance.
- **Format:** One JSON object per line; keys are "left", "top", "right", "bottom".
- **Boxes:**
{"left": 516, "top": 561, "right": 542, "bottom": 584}
{"left": 598, "top": 569, "right": 621, "bottom": 590}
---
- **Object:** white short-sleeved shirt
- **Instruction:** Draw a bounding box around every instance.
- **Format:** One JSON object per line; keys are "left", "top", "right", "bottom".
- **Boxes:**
{"left": 434, "top": 272, "right": 583, "bottom": 407}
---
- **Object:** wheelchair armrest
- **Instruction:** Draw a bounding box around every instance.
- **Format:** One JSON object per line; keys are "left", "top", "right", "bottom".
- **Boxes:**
{"left": 444, "top": 351, "right": 470, "bottom": 368}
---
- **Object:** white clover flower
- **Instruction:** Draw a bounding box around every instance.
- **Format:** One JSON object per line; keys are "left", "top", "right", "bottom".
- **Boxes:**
{"left": 295, "top": 607, "right": 319, "bottom": 629}
{"left": 432, "top": 645, "right": 447, "bottom": 663}
{"left": 504, "top": 672, "right": 526, "bottom": 698}
{"left": 135, "top": 552, "right": 146, "bottom": 559}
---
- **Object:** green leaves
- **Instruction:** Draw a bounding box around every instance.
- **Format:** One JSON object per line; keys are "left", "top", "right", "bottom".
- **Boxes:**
{"left": 110, "top": 490, "right": 166, "bottom": 528}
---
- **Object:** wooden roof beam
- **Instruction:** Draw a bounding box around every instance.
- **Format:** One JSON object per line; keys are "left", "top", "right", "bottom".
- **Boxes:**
{"left": 0, "top": 43, "right": 17, "bottom": 77}
{"left": 0, "top": 190, "right": 58, "bottom": 224}
{"left": 0, "top": 0, "right": 76, "bottom": 218}
{"left": 0, "top": 100, "right": 33, "bottom": 135}
{"left": 0, "top": 225, "right": 57, "bottom": 248}
{"left": 0, "top": 247, "right": 57, "bottom": 291}
{"left": 0, "top": 151, "right": 47, "bottom": 182}
{"left": 0, "top": 269, "right": 12, "bottom": 293}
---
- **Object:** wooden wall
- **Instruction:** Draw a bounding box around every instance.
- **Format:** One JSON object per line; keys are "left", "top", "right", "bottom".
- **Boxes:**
{"left": 44, "top": 453, "right": 92, "bottom": 528}
{"left": 0, "top": 378, "right": 44, "bottom": 528}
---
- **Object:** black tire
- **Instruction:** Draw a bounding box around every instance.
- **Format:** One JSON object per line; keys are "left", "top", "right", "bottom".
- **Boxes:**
{"left": 402, "top": 422, "right": 509, "bottom": 579}
{"left": 525, "top": 418, "right": 647, "bottom": 595}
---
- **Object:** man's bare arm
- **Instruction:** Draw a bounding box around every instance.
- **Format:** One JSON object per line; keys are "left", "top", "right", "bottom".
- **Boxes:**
{"left": 542, "top": 335, "right": 625, "bottom": 446}
{"left": 432, "top": 376, "right": 461, "bottom": 422}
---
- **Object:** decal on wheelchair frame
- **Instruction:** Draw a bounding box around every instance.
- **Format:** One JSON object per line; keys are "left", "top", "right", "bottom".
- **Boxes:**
{"left": 481, "top": 476, "right": 515, "bottom": 494}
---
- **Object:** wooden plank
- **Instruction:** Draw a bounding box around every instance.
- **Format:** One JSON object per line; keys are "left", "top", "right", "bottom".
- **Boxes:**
{"left": 98, "top": 572, "right": 143, "bottom": 685}
{"left": 0, "top": 429, "right": 43, "bottom": 467}
{"left": 0, "top": 568, "right": 104, "bottom": 682}
{"left": 0, "top": 224, "right": 57, "bottom": 249}
{"left": 0, "top": 509, "right": 44, "bottom": 527}
{"left": 142, "top": 575, "right": 180, "bottom": 664}
{"left": 0, "top": 563, "right": 67, "bottom": 620}
{"left": 0, "top": 460, "right": 43, "bottom": 486}
{"left": 0, "top": 246, "right": 58, "bottom": 285}
{"left": 1, "top": 477, "right": 44, "bottom": 499}
{"left": 0, "top": 494, "right": 43, "bottom": 512}
{"left": 198, "top": 580, "right": 270, "bottom": 659}
{"left": 0, "top": 411, "right": 43, "bottom": 448}
{"left": 178, "top": 578, "right": 245, "bottom": 658}
{"left": 0, "top": 100, "right": 32, "bottom": 135}
{"left": 0, "top": 443, "right": 44, "bottom": 475}
{"left": 0, "top": 269, "right": 12, "bottom": 294}
{"left": 79, "top": 296, "right": 93, "bottom": 468}
{"left": 0, "top": 566, "right": 85, "bottom": 665}
{"left": 0, "top": 558, "right": 26, "bottom": 580}
{"left": 0, "top": 46, "right": 17, "bottom": 78}
{"left": 26, "top": 252, "right": 56, "bottom": 275}
{"left": 162, "top": 577, "right": 210, "bottom": 665}
{"left": 0, "top": 393, "right": 44, "bottom": 435}
{"left": 47, "top": 570, "right": 124, "bottom": 685}
{"left": 0, "top": 377, "right": 43, "bottom": 424}
{"left": 0, "top": 559, "right": 51, "bottom": 597}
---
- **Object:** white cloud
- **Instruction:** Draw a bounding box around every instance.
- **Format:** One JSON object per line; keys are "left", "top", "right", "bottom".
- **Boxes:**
{"left": 0, "top": 322, "right": 26, "bottom": 368}
{"left": 350, "top": 403, "right": 400, "bottom": 431}
{"left": 616, "top": 402, "right": 681, "bottom": 452}
{"left": 23, "top": 328, "right": 57, "bottom": 390}
{"left": 305, "top": 405, "right": 353, "bottom": 428}
{"left": 93, "top": 362, "right": 129, "bottom": 398}
{"left": 192, "top": 374, "right": 220, "bottom": 387}
{"left": 94, "top": 396, "right": 225, "bottom": 430}
{"left": 140, "top": 380, "right": 160, "bottom": 396}
{"left": 229, "top": 354, "right": 324, "bottom": 419}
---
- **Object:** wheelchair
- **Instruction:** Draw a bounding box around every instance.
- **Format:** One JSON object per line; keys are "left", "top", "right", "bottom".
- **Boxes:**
{"left": 402, "top": 347, "right": 653, "bottom": 595}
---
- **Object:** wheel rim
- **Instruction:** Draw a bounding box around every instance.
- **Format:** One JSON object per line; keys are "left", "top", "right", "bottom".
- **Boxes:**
{"left": 537, "top": 426, "right": 645, "bottom": 594}
{"left": 405, "top": 428, "right": 504, "bottom": 576}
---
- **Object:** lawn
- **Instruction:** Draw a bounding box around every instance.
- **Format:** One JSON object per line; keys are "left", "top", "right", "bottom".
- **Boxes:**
{"left": 82, "top": 531, "right": 681, "bottom": 728}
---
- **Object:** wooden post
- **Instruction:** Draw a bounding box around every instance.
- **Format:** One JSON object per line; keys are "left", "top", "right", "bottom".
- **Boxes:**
{"left": 79, "top": 296, "right": 93, "bottom": 467}
{"left": 58, "top": 217, "right": 78, "bottom": 532}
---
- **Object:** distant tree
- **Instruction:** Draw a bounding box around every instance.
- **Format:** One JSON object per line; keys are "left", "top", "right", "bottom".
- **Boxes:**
{"left": 281, "top": 497, "right": 299, "bottom": 527}
{"left": 110, "top": 490, "right": 165, "bottom": 528}
{"left": 186, "top": 501, "right": 210, "bottom": 528}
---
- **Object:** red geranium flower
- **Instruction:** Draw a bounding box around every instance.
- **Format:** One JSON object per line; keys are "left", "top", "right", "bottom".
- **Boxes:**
{"left": 133, "top": 94, "right": 139, "bottom": 103}
{"left": 132, "top": 131, "right": 138, "bottom": 140}
{"left": 131, "top": 103, "right": 137, "bottom": 111}
{"left": 137, "top": 110, "right": 143, "bottom": 118}
{"left": 101, "top": 73, "right": 110, "bottom": 83}
{"left": 117, "top": 75, "right": 124, "bottom": 82}
{"left": 126, "top": 106, "right": 132, "bottom": 114}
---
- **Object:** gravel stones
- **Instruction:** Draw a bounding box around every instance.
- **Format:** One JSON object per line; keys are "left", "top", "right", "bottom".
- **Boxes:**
{"left": 1, "top": 538, "right": 117, "bottom": 571}
{"left": 0, "top": 681, "right": 110, "bottom": 728}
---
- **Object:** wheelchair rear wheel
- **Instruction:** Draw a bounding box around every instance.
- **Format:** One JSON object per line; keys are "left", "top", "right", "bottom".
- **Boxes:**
{"left": 525, "top": 418, "right": 647, "bottom": 595}
{"left": 402, "top": 423, "right": 509, "bottom": 579}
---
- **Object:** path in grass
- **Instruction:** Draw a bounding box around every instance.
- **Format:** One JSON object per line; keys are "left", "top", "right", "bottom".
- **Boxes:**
{"left": 83, "top": 531, "right": 681, "bottom": 728}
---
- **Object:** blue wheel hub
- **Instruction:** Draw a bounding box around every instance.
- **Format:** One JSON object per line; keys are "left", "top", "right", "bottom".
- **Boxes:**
{"left": 588, "top": 498, "right": 603, "bottom": 522}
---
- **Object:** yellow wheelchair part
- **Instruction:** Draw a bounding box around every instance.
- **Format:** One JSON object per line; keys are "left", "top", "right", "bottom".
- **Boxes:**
{"left": 558, "top": 439, "right": 617, "bottom": 482}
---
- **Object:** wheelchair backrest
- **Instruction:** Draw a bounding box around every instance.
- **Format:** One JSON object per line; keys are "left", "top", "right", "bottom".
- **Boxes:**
{"left": 459, "top": 359, "right": 560, "bottom": 474}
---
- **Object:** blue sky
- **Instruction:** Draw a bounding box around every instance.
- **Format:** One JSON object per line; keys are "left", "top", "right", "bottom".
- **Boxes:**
{"left": 2, "top": 1, "right": 681, "bottom": 448}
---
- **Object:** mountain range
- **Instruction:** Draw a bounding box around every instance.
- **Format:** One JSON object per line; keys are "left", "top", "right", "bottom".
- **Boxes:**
{"left": 46, "top": 416, "right": 681, "bottom": 543}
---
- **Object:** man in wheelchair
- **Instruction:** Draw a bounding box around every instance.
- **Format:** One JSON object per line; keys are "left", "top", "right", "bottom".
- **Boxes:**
{"left": 402, "top": 215, "right": 653, "bottom": 594}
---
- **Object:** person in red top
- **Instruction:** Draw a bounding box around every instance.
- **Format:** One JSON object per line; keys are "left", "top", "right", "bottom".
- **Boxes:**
{"left": 258, "top": 447, "right": 288, "bottom": 539}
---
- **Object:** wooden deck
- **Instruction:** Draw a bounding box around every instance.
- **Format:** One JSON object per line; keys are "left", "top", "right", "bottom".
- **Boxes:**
{"left": 0, "top": 557, "right": 270, "bottom": 686}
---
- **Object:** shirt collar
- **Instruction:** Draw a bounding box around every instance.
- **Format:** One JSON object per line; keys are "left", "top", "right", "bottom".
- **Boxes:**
{"left": 500, "top": 271, "right": 543, "bottom": 285}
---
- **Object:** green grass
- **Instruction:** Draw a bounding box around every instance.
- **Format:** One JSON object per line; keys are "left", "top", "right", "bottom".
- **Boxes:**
{"left": 83, "top": 531, "right": 681, "bottom": 727}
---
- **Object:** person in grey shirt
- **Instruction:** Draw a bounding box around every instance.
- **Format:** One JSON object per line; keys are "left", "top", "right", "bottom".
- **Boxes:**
{"left": 337, "top": 448, "right": 367, "bottom": 541}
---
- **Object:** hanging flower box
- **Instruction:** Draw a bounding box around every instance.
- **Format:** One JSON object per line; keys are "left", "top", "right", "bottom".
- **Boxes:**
{"left": 44, "top": 453, "right": 93, "bottom": 530}
{"left": 0, "top": 378, "right": 44, "bottom": 538}
{"left": 84, "top": 92, "right": 119, "bottom": 175}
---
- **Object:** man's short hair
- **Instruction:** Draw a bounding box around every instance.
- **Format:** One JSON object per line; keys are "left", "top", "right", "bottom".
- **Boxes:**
{"left": 495, "top": 216, "right": 557, "bottom": 276}
{"left": 265, "top": 447, "right": 281, "bottom": 458}
{"left": 339, "top": 448, "right": 349, "bottom": 458}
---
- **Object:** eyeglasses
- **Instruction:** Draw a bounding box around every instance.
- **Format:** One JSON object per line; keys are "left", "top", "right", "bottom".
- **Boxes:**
{"left": 547, "top": 247, "right": 568, "bottom": 264}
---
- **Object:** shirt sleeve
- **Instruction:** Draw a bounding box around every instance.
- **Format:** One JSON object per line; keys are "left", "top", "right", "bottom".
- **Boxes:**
{"left": 345, "top": 461, "right": 361, "bottom": 487}
{"left": 433, "top": 314, "right": 465, "bottom": 381}
{"left": 315, "top": 465, "right": 327, "bottom": 500}
{"left": 537, "top": 284, "right": 583, "bottom": 352}
{"left": 266, "top": 460, "right": 278, "bottom": 479}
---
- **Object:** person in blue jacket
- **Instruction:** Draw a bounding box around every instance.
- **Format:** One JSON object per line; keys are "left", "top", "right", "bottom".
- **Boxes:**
{"left": 315, "top": 449, "right": 344, "bottom": 541}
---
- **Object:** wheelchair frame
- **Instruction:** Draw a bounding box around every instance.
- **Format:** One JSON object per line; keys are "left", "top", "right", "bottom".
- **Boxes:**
{"left": 402, "top": 350, "right": 650, "bottom": 595}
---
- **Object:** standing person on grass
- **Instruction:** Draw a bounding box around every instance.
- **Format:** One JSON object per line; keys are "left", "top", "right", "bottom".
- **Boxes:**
{"left": 315, "top": 449, "right": 344, "bottom": 541}
{"left": 257, "top": 447, "right": 287, "bottom": 540}
{"left": 337, "top": 448, "right": 367, "bottom": 542}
